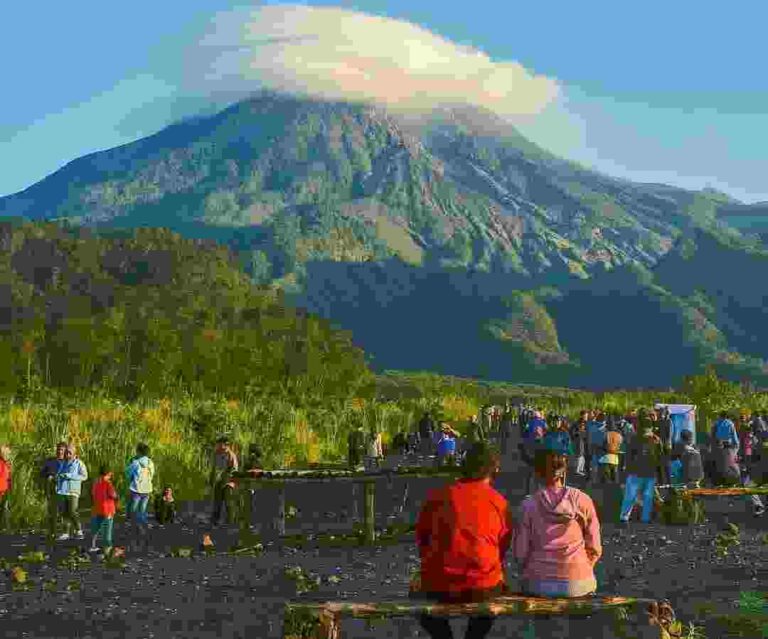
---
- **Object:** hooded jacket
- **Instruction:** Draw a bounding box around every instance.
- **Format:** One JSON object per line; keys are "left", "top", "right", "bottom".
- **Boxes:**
{"left": 56, "top": 458, "right": 88, "bottom": 497}
{"left": 126, "top": 456, "right": 155, "bottom": 494}
{"left": 513, "top": 486, "right": 601, "bottom": 583}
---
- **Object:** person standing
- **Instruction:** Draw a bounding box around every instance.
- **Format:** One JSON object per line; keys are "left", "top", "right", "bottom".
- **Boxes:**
{"left": 520, "top": 416, "right": 547, "bottom": 496}
{"left": 89, "top": 465, "right": 119, "bottom": 555}
{"left": 513, "top": 446, "right": 602, "bottom": 598}
{"left": 599, "top": 421, "right": 623, "bottom": 485}
{"left": 347, "top": 425, "right": 366, "bottom": 469}
{"left": 418, "top": 412, "right": 435, "bottom": 457}
{"left": 365, "top": 428, "right": 384, "bottom": 470}
{"left": 210, "top": 435, "right": 239, "bottom": 526}
{"left": 0, "top": 445, "right": 11, "bottom": 532}
{"left": 618, "top": 425, "right": 662, "bottom": 525}
{"left": 434, "top": 423, "right": 459, "bottom": 467}
{"left": 586, "top": 412, "right": 606, "bottom": 483}
{"left": 570, "top": 413, "right": 588, "bottom": 477}
{"left": 414, "top": 442, "right": 511, "bottom": 639}
{"left": 55, "top": 444, "right": 88, "bottom": 540}
{"left": 125, "top": 443, "right": 155, "bottom": 531}
{"left": 40, "top": 442, "right": 67, "bottom": 541}
{"left": 672, "top": 430, "right": 704, "bottom": 488}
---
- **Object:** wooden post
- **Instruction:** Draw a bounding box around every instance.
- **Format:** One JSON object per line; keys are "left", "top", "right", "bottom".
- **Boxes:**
{"left": 238, "top": 485, "right": 255, "bottom": 546}
{"left": 275, "top": 483, "right": 286, "bottom": 537}
{"left": 351, "top": 482, "right": 360, "bottom": 522}
{"left": 363, "top": 480, "right": 375, "bottom": 544}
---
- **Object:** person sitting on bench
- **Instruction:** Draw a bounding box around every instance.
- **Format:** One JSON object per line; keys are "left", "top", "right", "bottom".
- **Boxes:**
{"left": 513, "top": 443, "right": 602, "bottom": 598}
{"left": 414, "top": 442, "right": 511, "bottom": 639}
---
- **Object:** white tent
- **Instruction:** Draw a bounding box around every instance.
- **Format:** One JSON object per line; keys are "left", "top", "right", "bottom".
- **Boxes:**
{"left": 655, "top": 403, "right": 697, "bottom": 444}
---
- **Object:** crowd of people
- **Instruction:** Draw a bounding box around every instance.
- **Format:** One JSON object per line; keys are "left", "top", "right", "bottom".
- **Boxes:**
{"left": 0, "top": 435, "right": 261, "bottom": 555}
{"left": 412, "top": 404, "right": 767, "bottom": 639}
{"left": 391, "top": 404, "right": 767, "bottom": 518}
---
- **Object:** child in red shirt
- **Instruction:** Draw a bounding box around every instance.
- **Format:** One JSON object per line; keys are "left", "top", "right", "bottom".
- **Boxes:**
{"left": 89, "top": 466, "right": 119, "bottom": 554}
{"left": 0, "top": 445, "right": 11, "bottom": 532}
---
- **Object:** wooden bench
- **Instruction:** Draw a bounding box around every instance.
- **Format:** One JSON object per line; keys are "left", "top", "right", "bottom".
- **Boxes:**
{"left": 282, "top": 595, "right": 680, "bottom": 639}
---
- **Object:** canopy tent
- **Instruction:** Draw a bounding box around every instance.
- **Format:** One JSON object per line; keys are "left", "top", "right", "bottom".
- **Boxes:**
{"left": 655, "top": 403, "right": 696, "bottom": 445}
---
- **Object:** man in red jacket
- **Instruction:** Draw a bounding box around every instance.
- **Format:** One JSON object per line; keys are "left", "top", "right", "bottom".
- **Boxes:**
{"left": 415, "top": 442, "right": 511, "bottom": 639}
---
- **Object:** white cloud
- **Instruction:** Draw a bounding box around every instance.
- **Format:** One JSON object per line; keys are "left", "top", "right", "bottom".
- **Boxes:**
{"left": 180, "top": 4, "right": 561, "bottom": 122}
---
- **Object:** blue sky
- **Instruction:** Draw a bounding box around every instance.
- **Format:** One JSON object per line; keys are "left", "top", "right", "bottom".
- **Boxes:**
{"left": 2, "top": 0, "right": 767, "bottom": 202}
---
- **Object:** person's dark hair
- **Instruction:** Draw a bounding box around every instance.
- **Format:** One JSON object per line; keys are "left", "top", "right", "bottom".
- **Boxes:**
{"left": 461, "top": 442, "right": 500, "bottom": 480}
{"left": 680, "top": 430, "right": 693, "bottom": 443}
{"left": 98, "top": 465, "right": 111, "bottom": 477}
{"left": 56, "top": 441, "right": 68, "bottom": 450}
{"left": 216, "top": 435, "right": 231, "bottom": 445}
{"left": 136, "top": 442, "right": 150, "bottom": 457}
{"left": 719, "top": 411, "right": 728, "bottom": 419}
{"left": 534, "top": 449, "right": 568, "bottom": 482}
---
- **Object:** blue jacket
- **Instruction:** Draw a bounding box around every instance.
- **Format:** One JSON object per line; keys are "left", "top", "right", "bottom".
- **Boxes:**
{"left": 712, "top": 419, "right": 739, "bottom": 450}
{"left": 56, "top": 458, "right": 88, "bottom": 497}
{"left": 587, "top": 421, "right": 606, "bottom": 448}
{"left": 541, "top": 430, "right": 573, "bottom": 456}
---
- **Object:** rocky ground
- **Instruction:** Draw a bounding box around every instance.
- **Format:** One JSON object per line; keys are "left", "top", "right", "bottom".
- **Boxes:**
{"left": 0, "top": 449, "right": 765, "bottom": 638}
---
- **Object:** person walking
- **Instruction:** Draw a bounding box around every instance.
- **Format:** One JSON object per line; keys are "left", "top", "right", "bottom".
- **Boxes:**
{"left": 40, "top": 442, "right": 67, "bottom": 541}
{"left": 55, "top": 444, "right": 88, "bottom": 540}
{"left": 0, "top": 445, "right": 11, "bottom": 532}
{"left": 210, "top": 435, "right": 239, "bottom": 527}
{"left": 513, "top": 444, "right": 602, "bottom": 598}
{"left": 125, "top": 443, "right": 155, "bottom": 532}
{"left": 89, "top": 465, "right": 119, "bottom": 555}
{"left": 414, "top": 442, "right": 511, "bottom": 639}
{"left": 618, "top": 424, "right": 662, "bottom": 524}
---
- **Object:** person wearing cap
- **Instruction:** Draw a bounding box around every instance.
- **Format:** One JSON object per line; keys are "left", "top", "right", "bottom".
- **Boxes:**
{"left": 512, "top": 441, "right": 602, "bottom": 597}
{"left": 415, "top": 442, "right": 511, "bottom": 639}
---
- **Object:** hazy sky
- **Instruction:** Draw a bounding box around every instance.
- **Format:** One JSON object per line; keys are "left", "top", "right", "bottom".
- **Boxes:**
{"left": 2, "top": 0, "right": 767, "bottom": 202}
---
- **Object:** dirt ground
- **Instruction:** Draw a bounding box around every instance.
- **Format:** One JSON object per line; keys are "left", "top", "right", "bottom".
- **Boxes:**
{"left": 0, "top": 447, "right": 765, "bottom": 638}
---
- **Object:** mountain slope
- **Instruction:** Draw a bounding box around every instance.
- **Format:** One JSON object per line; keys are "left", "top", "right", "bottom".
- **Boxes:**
{"left": 1, "top": 91, "right": 766, "bottom": 387}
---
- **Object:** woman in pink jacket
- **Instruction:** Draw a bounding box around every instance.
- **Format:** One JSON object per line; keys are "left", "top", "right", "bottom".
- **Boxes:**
{"left": 513, "top": 444, "right": 602, "bottom": 597}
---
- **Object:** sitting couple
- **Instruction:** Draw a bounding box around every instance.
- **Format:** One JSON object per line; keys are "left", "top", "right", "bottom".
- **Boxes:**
{"left": 414, "top": 440, "right": 602, "bottom": 639}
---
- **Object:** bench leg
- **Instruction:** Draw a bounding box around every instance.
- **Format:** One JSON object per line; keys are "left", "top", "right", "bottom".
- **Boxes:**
{"left": 317, "top": 609, "right": 341, "bottom": 639}
{"left": 274, "top": 484, "right": 286, "bottom": 538}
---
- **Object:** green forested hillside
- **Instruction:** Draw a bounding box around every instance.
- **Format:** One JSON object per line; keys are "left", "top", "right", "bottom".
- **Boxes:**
{"left": 0, "top": 219, "right": 371, "bottom": 401}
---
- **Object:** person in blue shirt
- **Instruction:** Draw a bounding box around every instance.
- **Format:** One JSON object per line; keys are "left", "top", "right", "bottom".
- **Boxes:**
{"left": 711, "top": 412, "right": 739, "bottom": 450}
{"left": 586, "top": 412, "right": 607, "bottom": 483}
{"left": 434, "top": 423, "right": 459, "bottom": 467}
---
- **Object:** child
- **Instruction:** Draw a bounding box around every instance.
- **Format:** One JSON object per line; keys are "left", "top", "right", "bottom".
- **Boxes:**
{"left": 0, "top": 445, "right": 11, "bottom": 533}
{"left": 89, "top": 465, "right": 119, "bottom": 554}
{"left": 154, "top": 486, "right": 177, "bottom": 525}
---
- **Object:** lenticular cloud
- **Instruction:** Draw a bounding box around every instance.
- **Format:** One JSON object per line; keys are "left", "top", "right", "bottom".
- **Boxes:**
{"left": 185, "top": 4, "right": 561, "bottom": 122}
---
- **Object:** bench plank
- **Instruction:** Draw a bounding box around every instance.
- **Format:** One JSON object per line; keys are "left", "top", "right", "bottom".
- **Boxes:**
{"left": 284, "top": 595, "right": 674, "bottom": 639}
